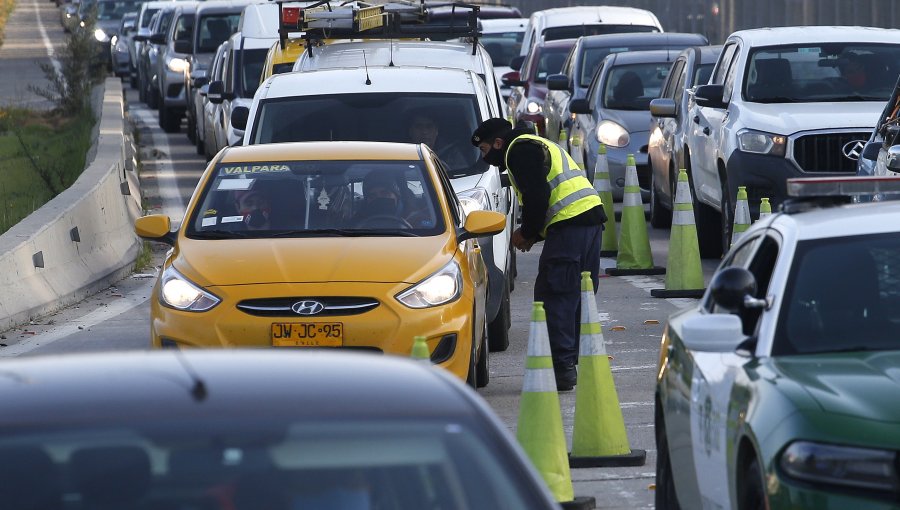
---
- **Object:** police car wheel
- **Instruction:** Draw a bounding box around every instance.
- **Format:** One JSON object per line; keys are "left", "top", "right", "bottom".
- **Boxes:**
{"left": 655, "top": 410, "right": 680, "bottom": 510}
{"left": 737, "top": 457, "right": 766, "bottom": 510}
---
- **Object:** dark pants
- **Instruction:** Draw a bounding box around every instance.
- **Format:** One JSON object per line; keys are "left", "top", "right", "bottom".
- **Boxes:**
{"left": 534, "top": 223, "right": 602, "bottom": 369}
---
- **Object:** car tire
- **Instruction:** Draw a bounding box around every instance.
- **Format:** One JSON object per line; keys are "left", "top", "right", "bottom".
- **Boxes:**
{"left": 737, "top": 456, "right": 766, "bottom": 510}
{"left": 466, "top": 315, "right": 479, "bottom": 389}
{"left": 655, "top": 405, "right": 681, "bottom": 510}
{"left": 138, "top": 72, "right": 147, "bottom": 103}
{"left": 476, "top": 319, "right": 489, "bottom": 388}
{"left": 488, "top": 278, "right": 510, "bottom": 352}
{"left": 187, "top": 113, "right": 196, "bottom": 143}
{"left": 147, "top": 85, "right": 159, "bottom": 110}
{"left": 129, "top": 71, "right": 138, "bottom": 90}
{"left": 160, "top": 106, "right": 180, "bottom": 133}
{"left": 196, "top": 123, "right": 205, "bottom": 155}
{"left": 649, "top": 161, "right": 672, "bottom": 229}
{"left": 718, "top": 169, "right": 734, "bottom": 256}
{"left": 686, "top": 155, "right": 722, "bottom": 259}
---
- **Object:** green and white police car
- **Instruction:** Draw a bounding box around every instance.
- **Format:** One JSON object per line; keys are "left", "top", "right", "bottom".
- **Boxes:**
{"left": 656, "top": 176, "right": 900, "bottom": 510}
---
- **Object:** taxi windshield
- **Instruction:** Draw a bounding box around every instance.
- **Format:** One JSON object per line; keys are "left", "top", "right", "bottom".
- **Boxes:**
{"left": 775, "top": 232, "right": 900, "bottom": 355}
{"left": 0, "top": 421, "right": 536, "bottom": 509}
{"left": 186, "top": 160, "right": 445, "bottom": 238}
{"left": 601, "top": 62, "right": 670, "bottom": 110}
{"left": 250, "top": 93, "right": 486, "bottom": 178}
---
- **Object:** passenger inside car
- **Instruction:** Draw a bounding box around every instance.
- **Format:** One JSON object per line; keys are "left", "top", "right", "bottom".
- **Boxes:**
{"left": 406, "top": 109, "right": 467, "bottom": 169}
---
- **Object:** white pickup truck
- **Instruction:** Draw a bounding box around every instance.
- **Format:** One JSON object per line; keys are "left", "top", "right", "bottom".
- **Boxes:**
{"left": 685, "top": 26, "right": 900, "bottom": 257}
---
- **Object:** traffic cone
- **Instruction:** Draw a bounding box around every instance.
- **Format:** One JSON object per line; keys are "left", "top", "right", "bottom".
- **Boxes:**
{"left": 731, "top": 186, "right": 751, "bottom": 247}
{"left": 758, "top": 197, "right": 772, "bottom": 221}
{"left": 410, "top": 335, "right": 431, "bottom": 365}
{"left": 518, "top": 302, "right": 595, "bottom": 510}
{"left": 651, "top": 170, "right": 705, "bottom": 299}
{"left": 558, "top": 126, "right": 568, "bottom": 147}
{"left": 593, "top": 144, "right": 618, "bottom": 257}
{"left": 570, "top": 273, "right": 647, "bottom": 468}
{"left": 606, "top": 154, "right": 665, "bottom": 276}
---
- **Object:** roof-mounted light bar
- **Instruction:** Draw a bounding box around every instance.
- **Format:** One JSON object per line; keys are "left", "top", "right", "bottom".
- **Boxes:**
{"left": 787, "top": 176, "right": 900, "bottom": 197}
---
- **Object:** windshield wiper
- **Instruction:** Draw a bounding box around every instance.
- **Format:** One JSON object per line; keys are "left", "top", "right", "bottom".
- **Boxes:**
{"left": 189, "top": 230, "right": 249, "bottom": 239}
{"left": 268, "top": 229, "right": 369, "bottom": 237}
{"left": 752, "top": 96, "right": 801, "bottom": 103}
{"left": 827, "top": 94, "right": 884, "bottom": 102}
{"left": 364, "top": 229, "right": 418, "bottom": 237}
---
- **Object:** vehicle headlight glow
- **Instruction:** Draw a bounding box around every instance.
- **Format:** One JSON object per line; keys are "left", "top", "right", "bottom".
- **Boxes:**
{"left": 396, "top": 262, "right": 461, "bottom": 308}
{"left": 457, "top": 187, "right": 492, "bottom": 217}
{"left": 596, "top": 120, "right": 630, "bottom": 147}
{"left": 159, "top": 266, "right": 220, "bottom": 311}
{"left": 780, "top": 441, "right": 900, "bottom": 492}
{"left": 93, "top": 28, "right": 109, "bottom": 42}
{"left": 526, "top": 100, "right": 542, "bottom": 114}
{"left": 737, "top": 129, "right": 786, "bottom": 157}
{"left": 167, "top": 57, "right": 188, "bottom": 73}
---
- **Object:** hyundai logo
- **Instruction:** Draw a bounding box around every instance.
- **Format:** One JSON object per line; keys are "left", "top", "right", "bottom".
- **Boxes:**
{"left": 291, "top": 300, "right": 325, "bottom": 315}
{"left": 842, "top": 140, "right": 867, "bottom": 161}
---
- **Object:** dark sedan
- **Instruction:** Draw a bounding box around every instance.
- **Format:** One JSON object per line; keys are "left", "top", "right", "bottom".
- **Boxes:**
{"left": 505, "top": 38, "right": 576, "bottom": 137}
{"left": 0, "top": 351, "right": 558, "bottom": 509}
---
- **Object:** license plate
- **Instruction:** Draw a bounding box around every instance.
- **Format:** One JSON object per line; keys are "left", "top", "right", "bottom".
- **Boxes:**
{"left": 271, "top": 322, "right": 343, "bottom": 347}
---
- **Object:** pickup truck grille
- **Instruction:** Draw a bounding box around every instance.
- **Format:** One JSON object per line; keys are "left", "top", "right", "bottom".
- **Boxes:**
{"left": 792, "top": 132, "right": 870, "bottom": 173}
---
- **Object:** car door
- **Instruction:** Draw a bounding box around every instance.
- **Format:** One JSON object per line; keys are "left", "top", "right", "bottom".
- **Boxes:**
{"left": 652, "top": 56, "right": 687, "bottom": 200}
{"left": 691, "top": 42, "right": 739, "bottom": 209}
{"left": 214, "top": 47, "right": 233, "bottom": 153}
{"left": 202, "top": 43, "right": 227, "bottom": 151}
{"left": 572, "top": 59, "right": 605, "bottom": 176}
{"left": 545, "top": 44, "right": 575, "bottom": 142}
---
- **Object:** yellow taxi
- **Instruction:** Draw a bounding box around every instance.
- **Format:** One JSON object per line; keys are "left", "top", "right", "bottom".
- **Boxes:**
{"left": 260, "top": 37, "right": 306, "bottom": 82}
{"left": 135, "top": 141, "right": 505, "bottom": 388}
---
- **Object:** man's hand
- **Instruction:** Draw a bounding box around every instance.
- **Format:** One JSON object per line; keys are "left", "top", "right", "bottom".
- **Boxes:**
{"left": 511, "top": 228, "right": 535, "bottom": 252}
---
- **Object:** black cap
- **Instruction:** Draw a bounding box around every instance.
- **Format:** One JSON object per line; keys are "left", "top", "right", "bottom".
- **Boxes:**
{"left": 471, "top": 118, "right": 512, "bottom": 146}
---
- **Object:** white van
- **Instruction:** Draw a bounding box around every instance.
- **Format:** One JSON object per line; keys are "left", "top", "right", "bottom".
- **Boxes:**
{"left": 519, "top": 6, "right": 663, "bottom": 58}
{"left": 242, "top": 65, "right": 516, "bottom": 351}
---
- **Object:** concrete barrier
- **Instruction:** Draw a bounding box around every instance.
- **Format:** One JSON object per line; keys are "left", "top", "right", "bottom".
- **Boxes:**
{"left": 0, "top": 78, "right": 142, "bottom": 332}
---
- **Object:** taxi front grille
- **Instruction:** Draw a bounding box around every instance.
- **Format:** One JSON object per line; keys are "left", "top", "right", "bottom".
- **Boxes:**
{"left": 236, "top": 297, "right": 379, "bottom": 317}
{"left": 792, "top": 132, "right": 870, "bottom": 173}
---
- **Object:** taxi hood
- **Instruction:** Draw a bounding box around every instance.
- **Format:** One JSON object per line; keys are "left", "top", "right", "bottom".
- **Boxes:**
{"left": 773, "top": 352, "right": 900, "bottom": 423}
{"left": 174, "top": 235, "right": 456, "bottom": 286}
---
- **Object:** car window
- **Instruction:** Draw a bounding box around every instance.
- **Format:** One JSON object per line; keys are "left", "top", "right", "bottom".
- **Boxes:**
{"left": 195, "top": 13, "right": 240, "bottom": 53}
{"left": 712, "top": 43, "right": 737, "bottom": 85}
{"left": 738, "top": 235, "right": 779, "bottom": 335}
{"left": 662, "top": 59, "right": 685, "bottom": 99}
{"left": 187, "top": 160, "right": 444, "bottom": 237}
{"left": 722, "top": 44, "right": 741, "bottom": 100}
{"left": 533, "top": 45, "right": 571, "bottom": 83}
{"left": 743, "top": 43, "right": 900, "bottom": 103}
{"left": 704, "top": 234, "right": 759, "bottom": 312}
{"left": 96, "top": 0, "right": 140, "bottom": 21}
{"left": 431, "top": 154, "right": 463, "bottom": 226}
{"left": 173, "top": 13, "right": 194, "bottom": 44}
{"left": 542, "top": 24, "right": 657, "bottom": 42}
{"left": 601, "top": 62, "right": 671, "bottom": 111}
{"left": 694, "top": 63, "right": 714, "bottom": 86}
{"left": 480, "top": 31, "right": 524, "bottom": 67}
{"left": 775, "top": 232, "right": 900, "bottom": 356}
{"left": 0, "top": 421, "right": 539, "bottom": 510}
{"left": 140, "top": 7, "right": 158, "bottom": 28}
{"left": 239, "top": 48, "right": 268, "bottom": 98}
{"left": 251, "top": 93, "right": 486, "bottom": 178}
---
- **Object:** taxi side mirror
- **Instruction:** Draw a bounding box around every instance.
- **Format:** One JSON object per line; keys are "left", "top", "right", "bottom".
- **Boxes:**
{"left": 135, "top": 215, "right": 175, "bottom": 245}
{"left": 458, "top": 210, "right": 506, "bottom": 242}
{"left": 231, "top": 106, "right": 249, "bottom": 131}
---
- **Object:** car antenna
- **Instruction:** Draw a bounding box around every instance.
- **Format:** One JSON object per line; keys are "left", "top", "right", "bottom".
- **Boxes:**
{"left": 172, "top": 348, "right": 208, "bottom": 401}
{"left": 389, "top": 37, "right": 395, "bottom": 67}
{"left": 363, "top": 49, "right": 372, "bottom": 85}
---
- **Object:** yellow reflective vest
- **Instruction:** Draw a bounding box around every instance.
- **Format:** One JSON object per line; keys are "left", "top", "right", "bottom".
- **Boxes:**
{"left": 504, "top": 134, "right": 602, "bottom": 237}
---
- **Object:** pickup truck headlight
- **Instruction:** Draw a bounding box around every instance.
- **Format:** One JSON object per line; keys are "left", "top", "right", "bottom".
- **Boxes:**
{"left": 159, "top": 266, "right": 220, "bottom": 312}
{"left": 737, "top": 129, "right": 786, "bottom": 157}
{"left": 396, "top": 262, "right": 461, "bottom": 308}
{"left": 167, "top": 57, "right": 188, "bottom": 73}
{"left": 94, "top": 28, "right": 109, "bottom": 42}
{"left": 457, "top": 187, "right": 492, "bottom": 217}
{"left": 526, "top": 100, "right": 542, "bottom": 114}
{"left": 597, "top": 120, "right": 629, "bottom": 148}
{"left": 780, "top": 441, "right": 900, "bottom": 492}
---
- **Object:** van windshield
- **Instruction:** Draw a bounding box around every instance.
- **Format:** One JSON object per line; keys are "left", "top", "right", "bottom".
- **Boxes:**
{"left": 251, "top": 93, "right": 487, "bottom": 177}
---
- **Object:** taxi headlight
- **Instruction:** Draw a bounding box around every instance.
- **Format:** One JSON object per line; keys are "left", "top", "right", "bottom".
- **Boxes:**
{"left": 597, "top": 120, "right": 630, "bottom": 148}
{"left": 159, "top": 266, "right": 220, "bottom": 312}
{"left": 780, "top": 441, "right": 900, "bottom": 492}
{"left": 457, "top": 187, "right": 491, "bottom": 217}
{"left": 737, "top": 129, "right": 786, "bottom": 157}
{"left": 396, "top": 262, "right": 461, "bottom": 308}
{"left": 526, "top": 100, "right": 542, "bottom": 114}
{"left": 167, "top": 57, "right": 188, "bottom": 73}
{"left": 94, "top": 28, "right": 109, "bottom": 42}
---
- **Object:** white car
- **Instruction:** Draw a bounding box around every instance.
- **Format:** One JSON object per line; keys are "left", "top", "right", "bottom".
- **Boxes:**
{"left": 519, "top": 6, "right": 663, "bottom": 59}
{"left": 686, "top": 26, "right": 900, "bottom": 258}
{"left": 477, "top": 18, "right": 527, "bottom": 100}
{"left": 242, "top": 65, "right": 516, "bottom": 351}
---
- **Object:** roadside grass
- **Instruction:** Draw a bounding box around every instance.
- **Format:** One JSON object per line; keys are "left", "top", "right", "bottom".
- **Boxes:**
{"left": 0, "top": 108, "right": 95, "bottom": 234}
{"left": 0, "top": 0, "right": 15, "bottom": 46}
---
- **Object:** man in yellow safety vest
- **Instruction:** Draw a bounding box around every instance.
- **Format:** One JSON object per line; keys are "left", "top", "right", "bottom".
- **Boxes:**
{"left": 471, "top": 118, "right": 606, "bottom": 391}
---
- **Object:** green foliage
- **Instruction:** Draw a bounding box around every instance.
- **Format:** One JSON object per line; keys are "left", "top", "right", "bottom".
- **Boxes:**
{"left": 0, "top": 0, "right": 15, "bottom": 46}
{"left": 0, "top": 108, "right": 95, "bottom": 234}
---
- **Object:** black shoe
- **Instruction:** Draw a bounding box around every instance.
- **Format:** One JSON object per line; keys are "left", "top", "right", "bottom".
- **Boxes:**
{"left": 554, "top": 364, "right": 577, "bottom": 392}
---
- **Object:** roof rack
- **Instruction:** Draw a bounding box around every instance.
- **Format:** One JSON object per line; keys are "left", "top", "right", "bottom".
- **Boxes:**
{"left": 275, "top": 0, "right": 480, "bottom": 53}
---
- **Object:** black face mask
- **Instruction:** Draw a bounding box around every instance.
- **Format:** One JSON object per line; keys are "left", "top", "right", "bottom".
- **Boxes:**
{"left": 483, "top": 145, "right": 505, "bottom": 168}
{"left": 367, "top": 197, "right": 399, "bottom": 216}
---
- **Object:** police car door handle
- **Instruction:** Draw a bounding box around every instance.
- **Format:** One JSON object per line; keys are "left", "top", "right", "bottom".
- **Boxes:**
{"left": 692, "top": 115, "right": 700, "bottom": 124}
{"left": 703, "top": 126, "right": 710, "bottom": 136}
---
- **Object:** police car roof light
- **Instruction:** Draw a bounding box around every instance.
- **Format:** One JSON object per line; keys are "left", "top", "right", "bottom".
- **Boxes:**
{"left": 787, "top": 175, "right": 900, "bottom": 198}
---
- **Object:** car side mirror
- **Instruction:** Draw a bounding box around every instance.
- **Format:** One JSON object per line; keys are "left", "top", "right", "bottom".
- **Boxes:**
{"left": 458, "top": 210, "right": 506, "bottom": 242}
{"left": 861, "top": 141, "right": 880, "bottom": 161}
{"left": 649, "top": 98, "right": 677, "bottom": 118}
{"left": 149, "top": 33, "right": 166, "bottom": 45}
{"left": 568, "top": 98, "right": 591, "bottom": 115}
{"left": 694, "top": 84, "right": 727, "bottom": 109}
{"left": 231, "top": 106, "right": 249, "bottom": 132}
{"left": 123, "top": 20, "right": 135, "bottom": 31}
{"left": 886, "top": 145, "right": 900, "bottom": 173}
{"left": 134, "top": 215, "right": 175, "bottom": 246}
{"left": 710, "top": 267, "right": 756, "bottom": 312}
{"left": 546, "top": 73, "right": 570, "bottom": 91}
{"left": 132, "top": 34, "right": 147, "bottom": 42}
{"left": 681, "top": 314, "right": 747, "bottom": 352}
{"left": 207, "top": 80, "right": 226, "bottom": 104}
{"left": 174, "top": 39, "right": 191, "bottom": 54}
{"left": 199, "top": 84, "right": 208, "bottom": 96}
{"left": 509, "top": 55, "right": 525, "bottom": 72}
{"left": 501, "top": 70, "right": 524, "bottom": 87}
